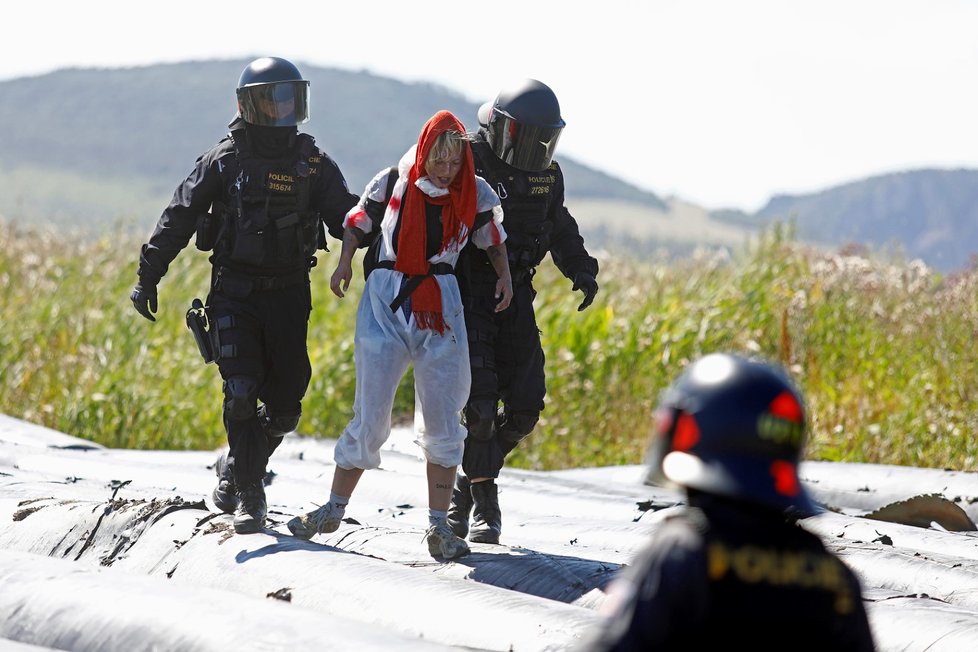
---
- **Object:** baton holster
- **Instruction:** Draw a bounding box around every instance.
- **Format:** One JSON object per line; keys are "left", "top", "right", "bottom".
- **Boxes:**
{"left": 186, "top": 298, "right": 215, "bottom": 364}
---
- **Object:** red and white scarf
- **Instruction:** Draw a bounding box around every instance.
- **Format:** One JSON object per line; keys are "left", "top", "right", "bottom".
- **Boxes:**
{"left": 393, "top": 111, "right": 476, "bottom": 334}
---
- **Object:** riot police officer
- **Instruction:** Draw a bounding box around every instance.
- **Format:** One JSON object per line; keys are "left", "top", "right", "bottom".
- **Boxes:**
{"left": 576, "top": 353, "right": 877, "bottom": 651}
{"left": 130, "top": 57, "right": 359, "bottom": 534}
{"left": 449, "top": 79, "right": 600, "bottom": 544}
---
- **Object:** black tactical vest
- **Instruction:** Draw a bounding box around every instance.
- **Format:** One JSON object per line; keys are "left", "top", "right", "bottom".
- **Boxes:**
{"left": 471, "top": 138, "right": 556, "bottom": 272}
{"left": 209, "top": 130, "right": 321, "bottom": 274}
{"left": 682, "top": 508, "right": 867, "bottom": 649}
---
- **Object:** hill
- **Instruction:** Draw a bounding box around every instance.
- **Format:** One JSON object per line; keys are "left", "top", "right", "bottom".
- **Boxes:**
{"left": 0, "top": 59, "right": 665, "bottom": 232}
{"left": 719, "top": 168, "right": 978, "bottom": 272}
{"left": 2, "top": 61, "right": 975, "bottom": 271}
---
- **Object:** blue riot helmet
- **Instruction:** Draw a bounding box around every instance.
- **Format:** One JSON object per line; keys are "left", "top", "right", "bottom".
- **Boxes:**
{"left": 644, "top": 352, "right": 820, "bottom": 517}
{"left": 236, "top": 57, "right": 310, "bottom": 127}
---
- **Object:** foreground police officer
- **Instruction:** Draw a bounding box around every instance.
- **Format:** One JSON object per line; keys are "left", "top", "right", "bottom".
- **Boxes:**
{"left": 577, "top": 352, "right": 877, "bottom": 651}
{"left": 130, "top": 57, "right": 359, "bottom": 534}
{"left": 448, "top": 79, "right": 600, "bottom": 544}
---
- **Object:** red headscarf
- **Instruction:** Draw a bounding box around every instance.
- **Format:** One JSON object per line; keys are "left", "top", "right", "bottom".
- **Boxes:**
{"left": 394, "top": 110, "right": 477, "bottom": 333}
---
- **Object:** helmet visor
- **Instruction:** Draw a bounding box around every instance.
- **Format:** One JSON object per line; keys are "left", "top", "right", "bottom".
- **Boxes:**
{"left": 486, "top": 110, "right": 563, "bottom": 171}
{"left": 237, "top": 80, "right": 310, "bottom": 127}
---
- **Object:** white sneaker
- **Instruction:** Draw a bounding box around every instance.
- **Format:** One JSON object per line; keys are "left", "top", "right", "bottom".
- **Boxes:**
{"left": 426, "top": 520, "right": 470, "bottom": 559}
{"left": 288, "top": 503, "right": 342, "bottom": 540}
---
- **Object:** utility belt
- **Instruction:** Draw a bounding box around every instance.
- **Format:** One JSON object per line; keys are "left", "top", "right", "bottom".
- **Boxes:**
{"left": 470, "top": 265, "right": 534, "bottom": 288}
{"left": 188, "top": 265, "right": 312, "bottom": 364}
{"left": 373, "top": 261, "right": 454, "bottom": 313}
{"left": 211, "top": 265, "right": 310, "bottom": 298}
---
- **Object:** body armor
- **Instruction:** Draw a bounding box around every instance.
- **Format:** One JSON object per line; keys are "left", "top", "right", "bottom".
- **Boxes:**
{"left": 470, "top": 138, "right": 556, "bottom": 277}
{"left": 199, "top": 130, "right": 321, "bottom": 275}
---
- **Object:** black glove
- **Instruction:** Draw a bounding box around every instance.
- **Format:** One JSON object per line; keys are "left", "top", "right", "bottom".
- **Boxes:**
{"left": 572, "top": 272, "right": 598, "bottom": 311}
{"left": 130, "top": 282, "right": 158, "bottom": 322}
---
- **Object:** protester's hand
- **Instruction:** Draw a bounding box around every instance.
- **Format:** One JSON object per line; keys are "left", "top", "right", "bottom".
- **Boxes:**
{"left": 331, "top": 261, "right": 353, "bottom": 298}
{"left": 494, "top": 277, "right": 513, "bottom": 313}
{"left": 572, "top": 272, "right": 598, "bottom": 311}
{"left": 130, "top": 282, "right": 158, "bottom": 322}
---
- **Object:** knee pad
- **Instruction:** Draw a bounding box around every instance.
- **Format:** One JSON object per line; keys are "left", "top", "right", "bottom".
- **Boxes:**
{"left": 464, "top": 401, "right": 497, "bottom": 442}
{"left": 259, "top": 405, "right": 300, "bottom": 438}
{"left": 223, "top": 376, "right": 258, "bottom": 422}
{"left": 498, "top": 412, "right": 538, "bottom": 446}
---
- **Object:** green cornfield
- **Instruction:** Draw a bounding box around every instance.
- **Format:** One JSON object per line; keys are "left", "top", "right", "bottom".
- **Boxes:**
{"left": 2, "top": 221, "right": 977, "bottom": 471}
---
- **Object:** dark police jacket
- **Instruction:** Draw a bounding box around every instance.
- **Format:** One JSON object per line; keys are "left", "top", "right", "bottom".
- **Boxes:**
{"left": 577, "top": 499, "right": 877, "bottom": 652}
{"left": 460, "top": 131, "right": 598, "bottom": 287}
{"left": 137, "top": 125, "right": 358, "bottom": 288}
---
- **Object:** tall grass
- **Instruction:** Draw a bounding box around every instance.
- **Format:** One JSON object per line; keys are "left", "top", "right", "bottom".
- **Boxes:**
{"left": 2, "top": 221, "right": 976, "bottom": 471}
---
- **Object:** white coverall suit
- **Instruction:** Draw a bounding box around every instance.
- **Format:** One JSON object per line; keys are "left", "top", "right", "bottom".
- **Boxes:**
{"left": 333, "top": 147, "right": 507, "bottom": 470}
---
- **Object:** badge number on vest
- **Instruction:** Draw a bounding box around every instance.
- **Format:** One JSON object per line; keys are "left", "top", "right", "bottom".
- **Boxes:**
{"left": 267, "top": 171, "right": 296, "bottom": 193}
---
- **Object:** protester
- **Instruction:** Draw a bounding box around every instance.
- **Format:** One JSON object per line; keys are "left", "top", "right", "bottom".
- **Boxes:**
{"left": 449, "top": 79, "right": 600, "bottom": 544}
{"left": 288, "top": 110, "right": 512, "bottom": 559}
{"left": 130, "top": 57, "right": 359, "bottom": 534}
{"left": 576, "top": 352, "right": 877, "bottom": 651}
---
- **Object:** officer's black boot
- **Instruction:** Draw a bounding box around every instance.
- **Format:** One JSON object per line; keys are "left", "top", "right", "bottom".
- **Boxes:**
{"left": 211, "top": 451, "right": 239, "bottom": 514}
{"left": 233, "top": 481, "right": 267, "bottom": 534}
{"left": 469, "top": 479, "right": 502, "bottom": 544}
{"left": 446, "top": 474, "right": 473, "bottom": 538}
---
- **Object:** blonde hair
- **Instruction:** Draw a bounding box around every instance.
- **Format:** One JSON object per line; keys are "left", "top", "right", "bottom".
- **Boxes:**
{"left": 426, "top": 130, "right": 468, "bottom": 165}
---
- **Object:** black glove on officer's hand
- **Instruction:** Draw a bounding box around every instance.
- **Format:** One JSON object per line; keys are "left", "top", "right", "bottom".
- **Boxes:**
{"left": 572, "top": 272, "right": 599, "bottom": 311}
{"left": 130, "top": 282, "right": 158, "bottom": 322}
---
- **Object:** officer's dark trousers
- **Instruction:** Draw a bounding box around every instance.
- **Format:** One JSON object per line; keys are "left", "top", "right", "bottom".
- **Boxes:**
{"left": 210, "top": 282, "right": 312, "bottom": 487}
{"left": 461, "top": 280, "right": 546, "bottom": 479}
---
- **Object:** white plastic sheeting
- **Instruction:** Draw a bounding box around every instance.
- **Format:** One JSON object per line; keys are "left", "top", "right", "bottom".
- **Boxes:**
{"left": 2, "top": 413, "right": 978, "bottom": 650}
{"left": 800, "top": 460, "right": 978, "bottom": 523}
{"left": 0, "top": 549, "right": 452, "bottom": 652}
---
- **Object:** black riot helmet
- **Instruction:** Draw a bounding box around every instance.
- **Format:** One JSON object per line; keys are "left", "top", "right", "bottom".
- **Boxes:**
{"left": 644, "top": 352, "right": 819, "bottom": 517}
{"left": 236, "top": 57, "right": 310, "bottom": 127}
{"left": 484, "top": 78, "right": 565, "bottom": 172}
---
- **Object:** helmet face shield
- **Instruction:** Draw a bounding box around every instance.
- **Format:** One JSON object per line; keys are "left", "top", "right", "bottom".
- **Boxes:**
{"left": 237, "top": 80, "right": 310, "bottom": 127}
{"left": 486, "top": 109, "right": 563, "bottom": 172}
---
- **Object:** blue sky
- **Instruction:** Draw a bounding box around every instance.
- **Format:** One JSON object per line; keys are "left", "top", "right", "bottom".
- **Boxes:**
{"left": 6, "top": 0, "right": 978, "bottom": 211}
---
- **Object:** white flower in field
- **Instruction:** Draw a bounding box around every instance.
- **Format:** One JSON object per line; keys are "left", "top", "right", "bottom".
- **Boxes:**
{"left": 903, "top": 259, "right": 932, "bottom": 292}
{"left": 872, "top": 299, "right": 886, "bottom": 318}
{"left": 22, "top": 253, "right": 42, "bottom": 268}
{"left": 811, "top": 251, "right": 936, "bottom": 298}
{"left": 789, "top": 289, "right": 808, "bottom": 311}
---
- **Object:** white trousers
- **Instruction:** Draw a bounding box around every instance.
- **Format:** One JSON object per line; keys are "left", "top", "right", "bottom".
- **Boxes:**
{"left": 333, "top": 268, "right": 470, "bottom": 470}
